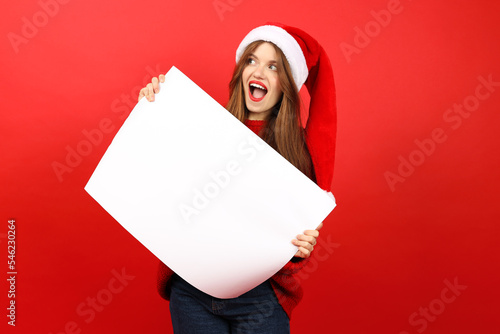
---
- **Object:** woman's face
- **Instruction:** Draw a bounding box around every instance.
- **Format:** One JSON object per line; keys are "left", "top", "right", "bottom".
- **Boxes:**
{"left": 242, "top": 42, "right": 283, "bottom": 120}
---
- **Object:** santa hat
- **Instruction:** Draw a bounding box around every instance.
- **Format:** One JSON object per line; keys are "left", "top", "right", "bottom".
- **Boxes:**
{"left": 235, "top": 23, "right": 337, "bottom": 192}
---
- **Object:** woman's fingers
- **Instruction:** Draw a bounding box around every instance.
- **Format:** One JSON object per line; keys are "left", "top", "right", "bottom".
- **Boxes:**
{"left": 145, "top": 83, "right": 155, "bottom": 101}
{"left": 292, "top": 238, "right": 314, "bottom": 258}
{"left": 138, "top": 85, "right": 155, "bottom": 102}
{"left": 292, "top": 227, "right": 322, "bottom": 258}
{"left": 137, "top": 75, "right": 165, "bottom": 102}
{"left": 301, "top": 230, "right": 319, "bottom": 243}
{"left": 152, "top": 77, "right": 160, "bottom": 93}
{"left": 138, "top": 88, "right": 146, "bottom": 102}
{"left": 304, "top": 229, "right": 320, "bottom": 237}
{"left": 293, "top": 238, "right": 314, "bottom": 250}
{"left": 296, "top": 234, "right": 316, "bottom": 245}
{"left": 293, "top": 244, "right": 313, "bottom": 258}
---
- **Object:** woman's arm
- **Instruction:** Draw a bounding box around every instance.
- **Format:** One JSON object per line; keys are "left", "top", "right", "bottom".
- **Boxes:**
{"left": 157, "top": 261, "right": 174, "bottom": 300}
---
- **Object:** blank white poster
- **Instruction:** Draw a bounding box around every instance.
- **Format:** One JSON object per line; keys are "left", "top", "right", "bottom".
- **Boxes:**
{"left": 85, "top": 66, "right": 335, "bottom": 298}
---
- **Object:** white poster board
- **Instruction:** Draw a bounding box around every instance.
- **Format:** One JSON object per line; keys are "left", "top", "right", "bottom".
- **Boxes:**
{"left": 85, "top": 66, "right": 335, "bottom": 298}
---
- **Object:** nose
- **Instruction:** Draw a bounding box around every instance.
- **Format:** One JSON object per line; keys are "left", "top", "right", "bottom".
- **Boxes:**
{"left": 252, "top": 65, "right": 265, "bottom": 79}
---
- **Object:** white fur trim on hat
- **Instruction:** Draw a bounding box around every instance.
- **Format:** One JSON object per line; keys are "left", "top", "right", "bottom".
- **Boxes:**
{"left": 235, "top": 25, "right": 309, "bottom": 91}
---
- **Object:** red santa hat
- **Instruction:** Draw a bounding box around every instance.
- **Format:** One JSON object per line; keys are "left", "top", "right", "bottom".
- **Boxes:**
{"left": 235, "top": 23, "right": 337, "bottom": 192}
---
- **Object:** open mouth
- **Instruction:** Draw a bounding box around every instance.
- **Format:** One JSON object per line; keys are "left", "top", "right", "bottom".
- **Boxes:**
{"left": 249, "top": 81, "right": 268, "bottom": 102}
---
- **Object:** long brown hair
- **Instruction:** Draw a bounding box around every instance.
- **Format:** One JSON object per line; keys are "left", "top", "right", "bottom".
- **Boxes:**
{"left": 226, "top": 41, "right": 316, "bottom": 182}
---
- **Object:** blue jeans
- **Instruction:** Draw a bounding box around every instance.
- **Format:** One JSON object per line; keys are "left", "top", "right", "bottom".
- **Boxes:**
{"left": 169, "top": 274, "right": 290, "bottom": 334}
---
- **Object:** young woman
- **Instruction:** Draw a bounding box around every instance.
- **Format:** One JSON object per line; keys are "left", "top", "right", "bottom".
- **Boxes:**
{"left": 138, "top": 23, "right": 336, "bottom": 333}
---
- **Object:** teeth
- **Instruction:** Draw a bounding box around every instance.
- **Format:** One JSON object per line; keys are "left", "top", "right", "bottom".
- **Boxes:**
{"left": 250, "top": 83, "right": 266, "bottom": 90}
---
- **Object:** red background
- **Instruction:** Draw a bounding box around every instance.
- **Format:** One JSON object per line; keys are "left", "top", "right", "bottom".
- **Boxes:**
{"left": 2, "top": 0, "right": 499, "bottom": 333}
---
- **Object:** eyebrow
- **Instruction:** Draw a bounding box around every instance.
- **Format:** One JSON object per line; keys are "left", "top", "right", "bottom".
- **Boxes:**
{"left": 249, "top": 53, "right": 278, "bottom": 64}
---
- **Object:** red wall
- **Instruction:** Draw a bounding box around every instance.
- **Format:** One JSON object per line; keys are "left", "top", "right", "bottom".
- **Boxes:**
{"left": 2, "top": 0, "right": 499, "bottom": 333}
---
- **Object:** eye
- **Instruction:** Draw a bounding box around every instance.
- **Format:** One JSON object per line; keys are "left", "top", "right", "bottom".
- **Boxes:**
{"left": 247, "top": 58, "right": 256, "bottom": 65}
{"left": 269, "top": 64, "right": 277, "bottom": 71}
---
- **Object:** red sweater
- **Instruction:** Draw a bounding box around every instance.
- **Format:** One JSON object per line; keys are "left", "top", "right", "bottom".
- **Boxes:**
{"left": 157, "top": 116, "right": 336, "bottom": 319}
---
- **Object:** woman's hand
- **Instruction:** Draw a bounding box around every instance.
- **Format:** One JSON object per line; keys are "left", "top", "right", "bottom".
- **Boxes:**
{"left": 292, "top": 222, "right": 323, "bottom": 258}
{"left": 138, "top": 74, "right": 165, "bottom": 102}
